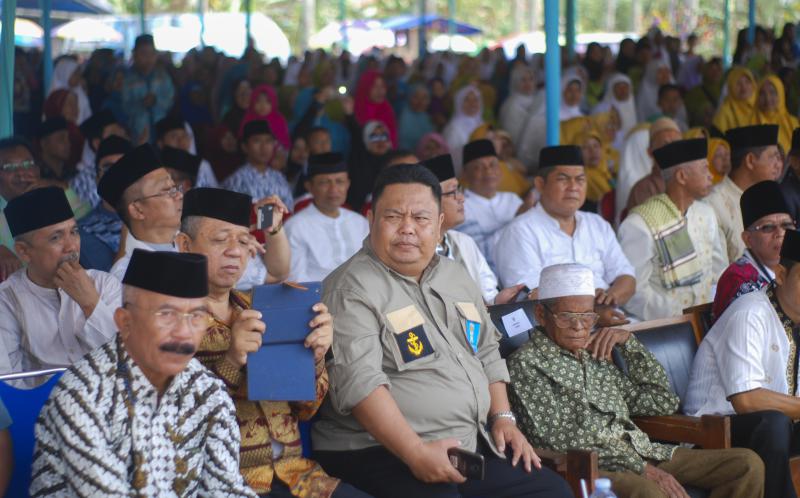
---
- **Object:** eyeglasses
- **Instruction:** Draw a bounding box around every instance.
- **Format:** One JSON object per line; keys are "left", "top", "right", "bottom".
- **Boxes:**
{"left": 124, "top": 302, "right": 212, "bottom": 330}
{"left": 134, "top": 184, "right": 184, "bottom": 203}
{"left": 0, "top": 160, "right": 36, "bottom": 172}
{"left": 542, "top": 303, "right": 599, "bottom": 329}
{"left": 748, "top": 221, "right": 796, "bottom": 234}
{"left": 442, "top": 184, "right": 465, "bottom": 197}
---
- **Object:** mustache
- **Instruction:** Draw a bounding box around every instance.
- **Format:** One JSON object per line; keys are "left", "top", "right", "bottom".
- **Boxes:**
{"left": 58, "top": 253, "right": 80, "bottom": 265}
{"left": 159, "top": 343, "right": 196, "bottom": 355}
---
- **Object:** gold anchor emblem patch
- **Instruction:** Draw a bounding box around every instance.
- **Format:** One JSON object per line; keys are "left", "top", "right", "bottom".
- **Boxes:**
{"left": 407, "top": 331, "right": 424, "bottom": 357}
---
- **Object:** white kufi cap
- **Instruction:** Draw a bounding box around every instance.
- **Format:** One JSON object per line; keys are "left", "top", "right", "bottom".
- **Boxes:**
{"left": 538, "top": 263, "right": 595, "bottom": 300}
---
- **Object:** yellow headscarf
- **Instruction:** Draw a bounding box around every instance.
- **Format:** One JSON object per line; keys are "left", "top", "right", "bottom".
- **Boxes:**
{"left": 465, "top": 124, "right": 531, "bottom": 196}
{"left": 567, "top": 128, "right": 613, "bottom": 203}
{"left": 750, "top": 75, "right": 800, "bottom": 153}
{"left": 706, "top": 138, "right": 730, "bottom": 185}
{"left": 712, "top": 67, "right": 757, "bottom": 132}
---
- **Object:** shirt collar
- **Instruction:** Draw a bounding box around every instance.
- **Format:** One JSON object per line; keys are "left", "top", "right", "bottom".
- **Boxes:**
{"left": 362, "top": 237, "right": 441, "bottom": 285}
{"left": 533, "top": 202, "right": 580, "bottom": 233}
{"left": 125, "top": 231, "right": 177, "bottom": 256}
{"left": 722, "top": 175, "right": 744, "bottom": 196}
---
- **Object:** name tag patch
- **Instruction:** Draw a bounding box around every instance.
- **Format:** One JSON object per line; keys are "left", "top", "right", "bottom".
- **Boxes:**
{"left": 465, "top": 320, "right": 481, "bottom": 353}
{"left": 394, "top": 324, "right": 434, "bottom": 363}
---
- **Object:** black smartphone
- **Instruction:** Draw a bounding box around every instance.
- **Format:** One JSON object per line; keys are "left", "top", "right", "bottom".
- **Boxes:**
{"left": 514, "top": 286, "right": 531, "bottom": 302}
{"left": 447, "top": 447, "right": 485, "bottom": 480}
{"left": 257, "top": 204, "right": 274, "bottom": 230}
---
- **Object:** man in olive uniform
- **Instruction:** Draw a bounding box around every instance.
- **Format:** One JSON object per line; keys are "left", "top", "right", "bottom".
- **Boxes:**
{"left": 311, "top": 164, "right": 572, "bottom": 498}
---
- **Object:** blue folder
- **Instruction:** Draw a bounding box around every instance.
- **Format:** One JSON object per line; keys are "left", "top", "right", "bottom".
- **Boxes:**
{"left": 247, "top": 282, "right": 322, "bottom": 401}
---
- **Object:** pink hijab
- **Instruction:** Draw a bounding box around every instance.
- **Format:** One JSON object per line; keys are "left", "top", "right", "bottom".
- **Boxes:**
{"left": 239, "top": 85, "right": 291, "bottom": 150}
{"left": 354, "top": 70, "right": 398, "bottom": 147}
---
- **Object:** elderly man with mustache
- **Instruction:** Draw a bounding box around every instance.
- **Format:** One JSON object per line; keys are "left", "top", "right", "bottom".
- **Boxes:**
{"left": 31, "top": 249, "right": 257, "bottom": 496}
{"left": 0, "top": 186, "right": 121, "bottom": 387}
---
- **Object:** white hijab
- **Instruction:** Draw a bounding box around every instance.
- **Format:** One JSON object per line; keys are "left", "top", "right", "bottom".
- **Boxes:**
{"left": 443, "top": 84, "right": 484, "bottom": 175}
{"left": 635, "top": 59, "right": 672, "bottom": 122}
{"left": 593, "top": 73, "right": 637, "bottom": 148}
{"left": 499, "top": 64, "right": 543, "bottom": 145}
{"left": 50, "top": 57, "right": 91, "bottom": 124}
{"left": 558, "top": 68, "right": 585, "bottom": 121}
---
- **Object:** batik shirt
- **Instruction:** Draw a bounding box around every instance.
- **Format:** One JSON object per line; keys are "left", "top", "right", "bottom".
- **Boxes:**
{"left": 222, "top": 163, "right": 294, "bottom": 213}
{"left": 78, "top": 203, "right": 123, "bottom": 253}
{"left": 711, "top": 249, "right": 774, "bottom": 322}
{"left": 508, "top": 330, "right": 679, "bottom": 474}
{"left": 195, "top": 290, "right": 338, "bottom": 497}
{"left": 31, "top": 336, "right": 257, "bottom": 497}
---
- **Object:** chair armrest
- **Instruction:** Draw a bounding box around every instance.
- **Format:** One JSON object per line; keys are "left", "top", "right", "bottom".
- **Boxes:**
{"left": 634, "top": 414, "right": 730, "bottom": 449}
{"left": 535, "top": 448, "right": 598, "bottom": 497}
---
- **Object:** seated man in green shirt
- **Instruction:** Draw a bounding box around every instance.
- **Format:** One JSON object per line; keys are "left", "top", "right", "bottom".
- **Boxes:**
{"left": 507, "top": 263, "right": 764, "bottom": 498}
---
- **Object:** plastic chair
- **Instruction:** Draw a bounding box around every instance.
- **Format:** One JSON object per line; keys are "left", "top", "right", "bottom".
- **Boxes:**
{"left": 0, "top": 372, "right": 64, "bottom": 498}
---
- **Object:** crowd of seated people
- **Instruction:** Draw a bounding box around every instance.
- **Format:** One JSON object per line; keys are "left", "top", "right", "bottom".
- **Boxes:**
{"left": 2, "top": 22, "right": 800, "bottom": 497}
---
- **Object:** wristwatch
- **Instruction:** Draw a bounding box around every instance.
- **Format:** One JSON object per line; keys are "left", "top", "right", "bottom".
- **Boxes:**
{"left": 489, "top": 411, "right": 517, "bottom": 426}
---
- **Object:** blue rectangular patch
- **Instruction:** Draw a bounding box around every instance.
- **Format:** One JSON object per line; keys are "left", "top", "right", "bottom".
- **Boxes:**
{"left": 465, "top": 320, "right": 481, "bottom": 353}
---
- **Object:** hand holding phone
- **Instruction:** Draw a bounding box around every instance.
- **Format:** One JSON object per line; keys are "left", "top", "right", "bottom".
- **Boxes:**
{"left": 257, "top": 204, "right": 274, "bottom": 231}
{"left": 447, "top": 447, "right": 485, "bottom": 480}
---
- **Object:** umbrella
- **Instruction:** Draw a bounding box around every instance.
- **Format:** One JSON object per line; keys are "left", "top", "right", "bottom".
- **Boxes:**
{"left": 0, "top": 18, "right": 43, "bottom": 47}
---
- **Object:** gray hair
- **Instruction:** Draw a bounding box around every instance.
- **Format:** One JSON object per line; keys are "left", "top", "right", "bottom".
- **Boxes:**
{"left": 179, "top": 215, "right": 204, "bottom": 240}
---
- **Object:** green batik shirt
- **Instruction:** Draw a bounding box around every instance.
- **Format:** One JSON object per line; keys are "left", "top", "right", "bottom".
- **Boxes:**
{"left": 508, "top": 329, "right": 679, "bottom": 474}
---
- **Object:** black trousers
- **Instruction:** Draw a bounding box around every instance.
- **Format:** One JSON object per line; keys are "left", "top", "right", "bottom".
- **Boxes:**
{"left": 730, "top": 410, "right": 800, "bottom": 498}
{"left": 313, "top": 444, "right": 572, "bottom": 498}
{"left": 260, "top": 479, "right": 374, "bottom": 498}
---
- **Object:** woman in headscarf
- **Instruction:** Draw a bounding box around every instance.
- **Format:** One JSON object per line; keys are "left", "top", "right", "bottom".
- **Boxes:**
{"left": 684, "top": 57, "right": 724, "bottom": 128}
{"left": 443, "top": 84, "right": 484, "bottom": 174}
{"left": 353, "top": 70, "right": 398, "bottom": 146}
{"left": 708, "top": 136, "right": 731, "bottom": 185}
{"left": 346, "top": 120, "right": 394, "bottom": 212}
{"left": 427, "top": 77, "right": 449, "bottom": 130}
{"left": 222, "top": 78, "right": 252, "bottom": 135}
{"left": 582, "top": 42, "right": 607, "bottom": 110}
{"left": 712, "top": 66, "right": 757, "bottom": 132}
{"left": 515, "top": 69, "right": 586, "bottom": 169}
{"left": 616, "top": 38, "right": 637, "bottom": 75}
{"left": 750, "top": 75, "right": 799, "bottom": 153}
{"left": 593, "top": 73, "right": 637, "bottom": 149}
{"left": 468, "top": 124, "right": 530, "bottom": 197}
{"left": 398, "top": 83, "right": 434, "bottom": 151}
{"left": 415, "top": 132, "right": 449, "bottom": 161}
{"left": 499, "top": 64, "right": 543, "bottom": 146}
{"left": 50, "top": 56, "right": 91, "bottom": 124}
{"left": 239, "top": 85, "right": 292, "bottom": 151}
{"left": 574, "top": 127, "right": 613, "bottom": 210}
{"left": 635, "top": 59, "right": 674, "bottom": 122}
{"left": 43, "top": 89, "right": 84, "bottom": 170}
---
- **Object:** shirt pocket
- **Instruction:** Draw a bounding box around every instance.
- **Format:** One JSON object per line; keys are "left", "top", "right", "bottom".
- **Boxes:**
{"left": 454, "top": 301, "right": 483, "bottom": 354}
{"left": 383, "top": 304, "right": 438, "bottom": 371}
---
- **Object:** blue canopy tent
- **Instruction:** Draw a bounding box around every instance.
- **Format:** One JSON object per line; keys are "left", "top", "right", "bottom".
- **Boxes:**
{"left": 381, "top": 14, "right": 481, "bottom": 35}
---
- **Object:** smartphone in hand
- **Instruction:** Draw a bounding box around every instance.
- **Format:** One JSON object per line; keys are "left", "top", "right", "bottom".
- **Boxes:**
{"left": 257, "top": 204, "right": 274, "bottom": 231}
{"left": 447, "top": 447, "right": 485, "bottom": 480}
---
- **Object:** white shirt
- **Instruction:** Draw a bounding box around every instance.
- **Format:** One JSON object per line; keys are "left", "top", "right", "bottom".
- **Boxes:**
{"left": 444, "top": 230, "right": 499, "bottom": 303}
{"left": 456, "top": 189, "right": 522, "bottom": 268}
{"left": 614, "top": 128, "right": 652, "bottom": 226}
{"left": 110, "top": 231, "right": 177, "bottom": 281}
{"left": 196, "top": 159, "right": 220, "bottom": 188}
{"left": 0, "top": 268, "right": 121, "bottom": 387}
{"left": 618, "top": 199, "right": 728, "bottom": 320}
{"left": 285, "top": 204, "right": 369, "bottom": 282}
{"left": 705, "top": 176, "right": 746, "bottom": 262}
{"left": 493, "top": 203, "right": 635, "bottom": 290}
{"left": 684, "top": 290, "right": 795, "bottom": 417}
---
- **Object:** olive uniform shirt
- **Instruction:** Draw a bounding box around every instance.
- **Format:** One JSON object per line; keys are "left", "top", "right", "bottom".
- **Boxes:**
{"left": 508, "top": 330, "right": 679, "bottom": 474}
{"left": 312, "top": 240, "right": 509, "bottom": 455}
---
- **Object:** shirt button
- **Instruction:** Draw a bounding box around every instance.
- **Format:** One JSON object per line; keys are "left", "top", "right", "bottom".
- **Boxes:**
{"left": 457, "top": 353, "right": 463, "bottom": 359}
{"left": 772, "top": 344, "right": 779, "bottom": 352}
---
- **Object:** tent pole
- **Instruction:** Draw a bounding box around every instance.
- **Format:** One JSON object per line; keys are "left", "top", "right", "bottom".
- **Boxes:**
{"left": 448, "top": 0, "right": 454, "bottom": 49}
{"left": 566, "top": 0, "right": 575, "bottom": 62}
{"left": 198, "top": 0, "right": 205, "bottom": 47}
{"left": 722, "top": 0, "right": 730, "bottom": 68}
{"left": 544, "top": 0, "right": 560, "bottom": 146}
{"left": 41, "top": 0, "right": 53, "bottom": 93}
{"left": 0, "top": 0, "right": 16, "bottom": 138}
{"left": 418, "top": 0, "right": 427, "bottom": 59}
{"left": 139, "top": 0, "right": 146, "bottom": 34}
{"left": 339, "top": 0, "right": 347, "bottom": 51}
{"left": 245, "top": 0, "right": 252, "bottom": 48}
{"left": 747, "top": 0, "right": 755, "bottom": 44}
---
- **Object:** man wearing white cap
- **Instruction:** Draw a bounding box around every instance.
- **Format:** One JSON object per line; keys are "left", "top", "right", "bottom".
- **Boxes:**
{"left": 508, "top": 263, "right": 764, "bottom": 498}
{"left": 618, "top": 138, "right": 728, "bottom": 320}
